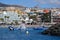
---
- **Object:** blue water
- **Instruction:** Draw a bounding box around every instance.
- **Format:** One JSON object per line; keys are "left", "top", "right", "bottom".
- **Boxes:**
{"left": 0, "top": 27, "right": 60, "bottom": 40}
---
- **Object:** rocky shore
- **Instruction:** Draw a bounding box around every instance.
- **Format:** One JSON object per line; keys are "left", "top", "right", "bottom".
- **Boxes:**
{"left": 41, "top": 23, "right": 60, "bottom": 36}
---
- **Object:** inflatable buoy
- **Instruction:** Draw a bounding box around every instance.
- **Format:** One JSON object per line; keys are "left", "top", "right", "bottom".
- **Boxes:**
{"left": 26, "top": 31, "right": 29, "bottom": 34}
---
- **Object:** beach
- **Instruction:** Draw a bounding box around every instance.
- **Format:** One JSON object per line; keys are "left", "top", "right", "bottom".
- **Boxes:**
{"left": 0, "top": 24, "right": 40, "bottom": 28}
{"left": 0, "top": 24, "right": 51, "bottom": 28}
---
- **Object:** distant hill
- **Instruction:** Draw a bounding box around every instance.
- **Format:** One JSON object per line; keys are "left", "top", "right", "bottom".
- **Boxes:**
{"left": 0, "top": 2, "right": 25, "bottom": 8}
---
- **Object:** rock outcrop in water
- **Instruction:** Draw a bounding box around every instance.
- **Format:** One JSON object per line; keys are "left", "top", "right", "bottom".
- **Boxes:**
{"left": 41, "top": 23, "right": 60, "bottom": 36}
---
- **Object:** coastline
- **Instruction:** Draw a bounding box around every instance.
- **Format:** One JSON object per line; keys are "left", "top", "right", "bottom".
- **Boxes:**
{"left": 0, "top": 24, "right": 50, "bottom": 28}
{"left": 0, "top": 24, "right": 40, "bottom": 28}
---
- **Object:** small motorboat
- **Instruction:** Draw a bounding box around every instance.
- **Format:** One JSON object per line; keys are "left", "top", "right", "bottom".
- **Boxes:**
{"left": 8, "top": 25, "right": 14, "bottom": 31}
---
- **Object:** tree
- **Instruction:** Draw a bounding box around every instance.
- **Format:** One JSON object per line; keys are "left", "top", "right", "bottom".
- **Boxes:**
{"left": 4, "top": 16, "right": 10, "bottom": 23}
{"left": 13, "top": 20, "right": 18, "bottom": 25}
{"left": 41, "top": 10, "right": 51, "bottom": 22}
{"left": 0, "top": 18, "right": 4, "bottom": 22}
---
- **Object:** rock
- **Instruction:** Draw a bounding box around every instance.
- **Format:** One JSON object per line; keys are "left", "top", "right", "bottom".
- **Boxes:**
{"left": 41, "top": 23, "right": 60, "bottom": 36}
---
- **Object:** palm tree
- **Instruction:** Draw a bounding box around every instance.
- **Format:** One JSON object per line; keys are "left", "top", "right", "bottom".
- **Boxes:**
{"left": 4, "top": 16, "right": 9, "bottom": 23}
{"left": 13, "top": 20, "right": 18, "bottom": 25}
{"left": 0, "top": 18, "right": 4, "bottom": 22}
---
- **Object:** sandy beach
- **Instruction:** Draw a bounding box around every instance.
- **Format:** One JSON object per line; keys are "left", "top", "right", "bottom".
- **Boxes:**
{"left": 0, "top": 24, "right": 40, "bottom": 28}
{"left": 0, "top": 24, "right": 51, "bottom": 28}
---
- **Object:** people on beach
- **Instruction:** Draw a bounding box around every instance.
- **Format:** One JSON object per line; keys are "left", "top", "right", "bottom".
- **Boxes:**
{"left": 8, "top": 21, "right": 26, "bottom": 31}
{"left": 20, "top": 21, "right": 26, "bottom": 30}
{"left": 17, "top": 21, "right": 26, "bottom": 30}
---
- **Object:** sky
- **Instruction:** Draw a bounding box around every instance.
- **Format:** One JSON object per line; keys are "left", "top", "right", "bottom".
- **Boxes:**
{"left": 0, "top": 0, "right": 60, "bottom": 8}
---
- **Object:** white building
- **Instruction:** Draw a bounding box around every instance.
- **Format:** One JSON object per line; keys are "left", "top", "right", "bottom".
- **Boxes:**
{"left": 24, "top": 8, "right": 31, "bottom": 13}
{"left": 0, "top": 11, "right": 21, "bottom": 24}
